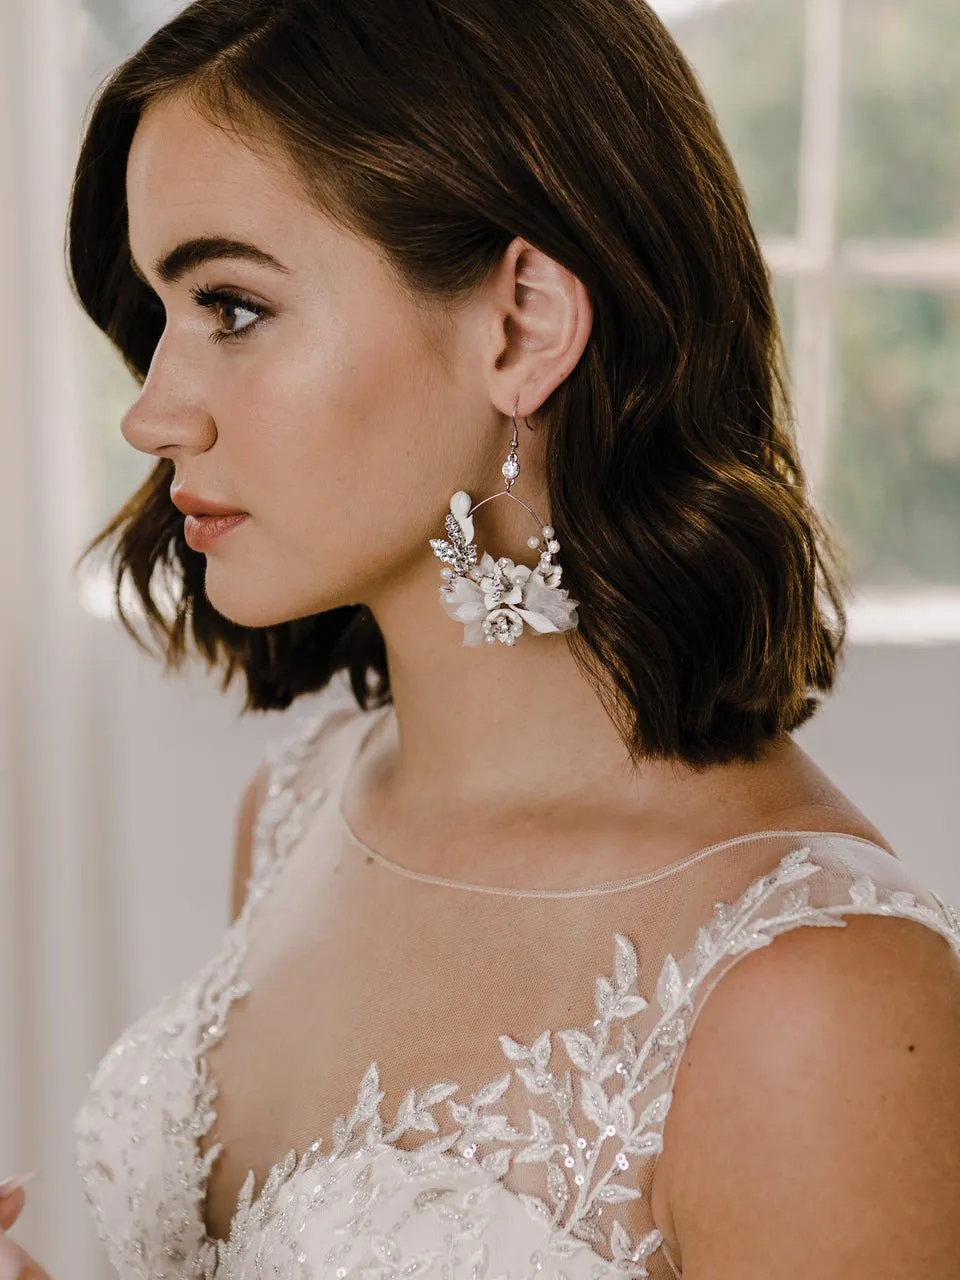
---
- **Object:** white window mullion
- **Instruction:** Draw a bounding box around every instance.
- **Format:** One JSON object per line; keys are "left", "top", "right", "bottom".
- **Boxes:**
{"left": 840, "top": 238, "right": 960, "bottom": 287}
{"left": 790, "top": 0, "right": 845, "bottom": 501}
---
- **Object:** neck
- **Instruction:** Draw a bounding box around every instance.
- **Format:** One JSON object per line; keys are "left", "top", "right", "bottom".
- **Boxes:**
{"left": 361, "top": 552, "right": 791, "bottom": 837}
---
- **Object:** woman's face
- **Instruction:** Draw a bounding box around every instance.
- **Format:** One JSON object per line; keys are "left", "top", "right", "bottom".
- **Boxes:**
{"left": 123, "top": 93, "right": 503, "bottom": 629}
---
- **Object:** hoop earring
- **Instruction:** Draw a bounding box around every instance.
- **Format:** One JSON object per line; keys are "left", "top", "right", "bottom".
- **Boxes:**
{"left": 429, "top": 398, "right": 580, "bottom": 647}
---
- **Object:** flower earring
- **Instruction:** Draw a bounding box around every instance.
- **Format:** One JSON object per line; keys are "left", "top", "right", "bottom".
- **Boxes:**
{"left": 429, "top": 400, "right": 580, "bottom": 647}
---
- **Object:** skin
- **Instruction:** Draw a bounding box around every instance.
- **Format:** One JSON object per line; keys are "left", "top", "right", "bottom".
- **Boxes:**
{"left": 655, "top": 914, "right": 960, "bottom": 1277}
{"left": 11, "top": 89, "right": 925, "bottom": 1278}
{"left": 122, "top": 91, "right": 891, "bottom": 893}
{"left": 0, "top": 1188, "right": 48, "bottom": 1278}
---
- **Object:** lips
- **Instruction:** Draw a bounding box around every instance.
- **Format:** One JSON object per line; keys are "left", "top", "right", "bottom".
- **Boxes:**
{"left": 182, "top": 511, "right": 249, "bottom": 552}
{"left": 170, "top": 487, "right": 246, "bottom": 517}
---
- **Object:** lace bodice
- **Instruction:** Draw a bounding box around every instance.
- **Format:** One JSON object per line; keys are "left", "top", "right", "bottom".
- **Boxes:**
{"left": 74, "top": 676, "right": 960, "bottom": 1279}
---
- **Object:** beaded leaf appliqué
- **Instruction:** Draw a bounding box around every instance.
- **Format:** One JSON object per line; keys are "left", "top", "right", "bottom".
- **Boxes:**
{"left": 193, "top": 842, "right": 960, "bottom": 1278}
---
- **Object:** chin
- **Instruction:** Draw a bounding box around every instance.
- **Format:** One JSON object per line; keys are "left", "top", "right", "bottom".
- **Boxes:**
{"left": 201, "top": 576, "right": 337, "bottom": 630}
{"left": 202, "top": 595, "right": 279, "bottom": 629}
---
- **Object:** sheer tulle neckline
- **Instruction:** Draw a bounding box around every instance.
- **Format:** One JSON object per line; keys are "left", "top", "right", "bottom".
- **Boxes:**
{"left": 333, "top": 704, "right": 893, "bottom": 898}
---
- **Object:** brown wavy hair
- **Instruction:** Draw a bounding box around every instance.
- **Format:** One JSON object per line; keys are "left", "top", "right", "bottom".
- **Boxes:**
{"left": 68, "top": 0, "right": 852, "bottom": 768}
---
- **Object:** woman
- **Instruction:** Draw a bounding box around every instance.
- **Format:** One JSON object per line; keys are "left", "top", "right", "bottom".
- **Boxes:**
{"left": 3, "top": 1, "right": 959, "bottom": 1276}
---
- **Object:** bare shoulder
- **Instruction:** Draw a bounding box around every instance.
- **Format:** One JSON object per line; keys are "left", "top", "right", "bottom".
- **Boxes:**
{"left": 229, "top": 758, "right": 273, "bottom": 923}
{"left": 658, "top": 908, "right": 960, "bottom": 1278}
{"left": 746, "top": 734, "right": 901, "bottom": 856}
{"left": 773, "top": 797, "right": 899, "bottom": 856}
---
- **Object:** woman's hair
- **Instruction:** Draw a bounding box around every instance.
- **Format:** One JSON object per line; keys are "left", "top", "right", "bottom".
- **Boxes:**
{"left": 68, "top": 0, "right": 852, "bottom": 769}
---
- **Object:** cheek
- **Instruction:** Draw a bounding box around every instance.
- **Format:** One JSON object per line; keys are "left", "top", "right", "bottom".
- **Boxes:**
{"left": 214, "top": 322, "right": 445, "bottom": 556}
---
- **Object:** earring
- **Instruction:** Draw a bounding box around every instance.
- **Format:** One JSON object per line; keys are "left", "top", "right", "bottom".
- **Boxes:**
{"left": 429, "top": 400, "right": 580, "bottom": 647}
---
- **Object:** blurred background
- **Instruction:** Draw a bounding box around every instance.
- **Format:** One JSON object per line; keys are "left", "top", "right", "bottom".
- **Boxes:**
{"left": 1, "top": 0, "right": 958, "bottom": 1272}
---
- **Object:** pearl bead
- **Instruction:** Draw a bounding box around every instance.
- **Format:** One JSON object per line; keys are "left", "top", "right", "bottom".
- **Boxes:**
{"left": 440, "top": 568, "right": 453, "bottom": 579}
{"left": 547, "top": 539, "right": 560, "bottom": 554}
{"left": 542, "top": 524, "right": 554, "bottom": 538}
{"left": 527, "top": 535, "right": 540, "bottom": 549}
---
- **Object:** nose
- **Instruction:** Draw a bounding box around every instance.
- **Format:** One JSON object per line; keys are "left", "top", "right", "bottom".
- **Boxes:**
{"left": 120, "top": 332, "right": 217, "bottom": 459}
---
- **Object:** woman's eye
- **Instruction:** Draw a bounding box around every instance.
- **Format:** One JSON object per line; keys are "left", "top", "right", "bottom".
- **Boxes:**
{"left": 215, "top": 298, "right": 260, "bottom": 337}
{"left": 189, "top": 284, "right": 269, "bottom": 344}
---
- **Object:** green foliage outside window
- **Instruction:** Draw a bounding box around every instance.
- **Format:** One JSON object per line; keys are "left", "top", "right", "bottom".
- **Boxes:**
{"left": 679, "top": 0, "right": 960, "bottom": 588}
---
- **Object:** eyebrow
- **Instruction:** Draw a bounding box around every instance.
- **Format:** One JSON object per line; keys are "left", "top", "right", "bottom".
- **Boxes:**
{"left": 128, "top": 235, "right": 292, "bottom": 286}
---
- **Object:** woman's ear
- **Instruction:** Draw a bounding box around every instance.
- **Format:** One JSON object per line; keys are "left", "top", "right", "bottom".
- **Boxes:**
{"left": 486, "top": 237, "right": 593, "bottom": 418}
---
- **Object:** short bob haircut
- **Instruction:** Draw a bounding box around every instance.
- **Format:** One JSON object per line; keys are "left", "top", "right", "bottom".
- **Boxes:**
{"left": 68, "top": 0, "right": 851, "bottom": 770}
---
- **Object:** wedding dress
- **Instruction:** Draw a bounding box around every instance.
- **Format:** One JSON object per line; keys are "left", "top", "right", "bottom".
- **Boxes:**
{"left": 74, "top": 672, "right": 960, "bottom": 1279}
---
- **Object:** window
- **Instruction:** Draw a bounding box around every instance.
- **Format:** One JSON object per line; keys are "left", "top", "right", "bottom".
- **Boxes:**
{"left": 665, "top": 0, "right": 960, "bottom": 639}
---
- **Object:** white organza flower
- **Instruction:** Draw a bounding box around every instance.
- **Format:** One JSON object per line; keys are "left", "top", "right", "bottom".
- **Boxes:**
{"left": 438, "top": 573, "right": 492, "bottom": 646}
{"left": 476, "top": 553, "right": 525, "bottom": 612}
{"left": 514, "top": 568, "right": 579, "bottom": 633}
{"left": 439, "top": 550, "right": 579, "bottom": 646}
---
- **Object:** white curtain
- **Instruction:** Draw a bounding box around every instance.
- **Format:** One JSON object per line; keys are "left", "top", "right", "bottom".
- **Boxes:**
{"left": 0, "top": 14, "right": 288, "bottom": 1273}
{"left": 0, "top": 0, "right": 120, "bottom": 1274}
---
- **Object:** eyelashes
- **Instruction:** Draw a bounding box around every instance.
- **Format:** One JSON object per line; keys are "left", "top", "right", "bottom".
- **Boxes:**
{"left": 189, "top": 283, "right": 271, "bottom": 345}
